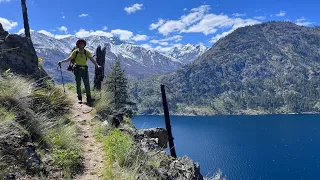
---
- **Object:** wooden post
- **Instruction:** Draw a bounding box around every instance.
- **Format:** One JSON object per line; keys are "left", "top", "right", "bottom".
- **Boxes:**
{"left": 21, "top": 0, "right": 31, "bottom": 38}
{"left": 161, "top": 84, "right": 177, "bottom": 158}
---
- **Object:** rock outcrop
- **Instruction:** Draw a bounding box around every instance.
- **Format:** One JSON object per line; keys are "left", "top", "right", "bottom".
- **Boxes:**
{"left": 117, "top": 124, "right": 204, "bottom": 180}
{"left": 0, "top": 23, "right": 47, "bottom": 79}
{"left": 140, "top": 127, "right": 169, "bottom": 148}
{"left": 0, "top": 122, "right": 42, "bottom": 179}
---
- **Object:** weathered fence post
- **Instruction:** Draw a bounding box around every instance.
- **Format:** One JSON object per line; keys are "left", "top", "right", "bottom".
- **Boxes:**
{"left": 94, "top": 46, "right": 106, "bottom": 90}
{"left": 161, "top": 84, "right": 177, "bottom": 158}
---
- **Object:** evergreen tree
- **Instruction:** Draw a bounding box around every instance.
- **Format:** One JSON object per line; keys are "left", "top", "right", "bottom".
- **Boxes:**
{"left": 104, "top": 56, "right": 134, "bottom": 115}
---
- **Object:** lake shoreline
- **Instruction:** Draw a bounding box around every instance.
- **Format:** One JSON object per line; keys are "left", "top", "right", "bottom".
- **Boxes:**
{"left": 136, "top": 111, "right": 320, "bottom": 117}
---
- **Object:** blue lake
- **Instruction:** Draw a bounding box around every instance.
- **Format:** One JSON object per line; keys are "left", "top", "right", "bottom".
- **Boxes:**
{"left": 132, "top": 114, "right": 320, "bottom": 180}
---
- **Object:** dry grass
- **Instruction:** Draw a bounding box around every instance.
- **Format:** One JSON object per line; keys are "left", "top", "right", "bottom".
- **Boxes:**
{"left": 0, "top": 74, "right": 83, "bottom": 179}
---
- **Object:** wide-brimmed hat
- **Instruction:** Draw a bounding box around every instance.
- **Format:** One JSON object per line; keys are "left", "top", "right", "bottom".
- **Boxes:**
{"left": 76, "top": 39, "right": 86, "bottom": 47}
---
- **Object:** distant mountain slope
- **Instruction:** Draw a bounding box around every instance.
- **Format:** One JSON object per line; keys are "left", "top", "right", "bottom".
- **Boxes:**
{"left": 130, "top": 22, "right": 320, "bottom": 115}
{"left": 165, "top": 44, "right": 209, "bottom": 65}
{"left": 28, "top": 32, "right": 205, "bottom": 82}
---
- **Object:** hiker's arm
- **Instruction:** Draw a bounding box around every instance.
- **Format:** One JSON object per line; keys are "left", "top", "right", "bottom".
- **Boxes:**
{"left": 89, "top": 57, "right": 100, "bottom": 67}
{"left": 58, "top": 56, "right": 72, "bottom": 67}
{"left": 61, "top": 56, "right": 72, "bottom": 63}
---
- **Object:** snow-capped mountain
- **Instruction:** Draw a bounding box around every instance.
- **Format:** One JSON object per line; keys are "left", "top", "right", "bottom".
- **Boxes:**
{"left": 166, "top": 44, "right": 209, "bottom": 65}
{"left": 26, "top": 31, "right": 205, "bottom": 82}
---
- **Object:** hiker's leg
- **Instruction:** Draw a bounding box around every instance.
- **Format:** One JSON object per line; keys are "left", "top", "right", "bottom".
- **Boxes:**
{"left": 74, "top": 68, "right": 82, "bottom": 101}
{"left": 82, "top": 69, "right": 91, "bottom": 102}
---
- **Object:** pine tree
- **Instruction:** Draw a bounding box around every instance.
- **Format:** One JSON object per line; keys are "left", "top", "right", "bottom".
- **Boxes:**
{"left": 104, "top": 56, "right": 131, "bottom": 111}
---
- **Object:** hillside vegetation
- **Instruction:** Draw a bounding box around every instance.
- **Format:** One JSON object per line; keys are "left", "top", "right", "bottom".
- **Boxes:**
{"left": 130, "top": 22, "right": 320, "bottom": 115}
{"left": 0, "top": 73, "right": 83, "bottom": 179}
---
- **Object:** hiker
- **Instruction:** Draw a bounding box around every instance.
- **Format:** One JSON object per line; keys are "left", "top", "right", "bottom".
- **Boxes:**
{"left": 58, "top": 39, "right": 101, "bottom": 104}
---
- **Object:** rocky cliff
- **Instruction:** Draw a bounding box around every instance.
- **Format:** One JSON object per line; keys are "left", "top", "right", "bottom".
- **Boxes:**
{"left": 0, "top": 23, "right": 46, "bottom": 78}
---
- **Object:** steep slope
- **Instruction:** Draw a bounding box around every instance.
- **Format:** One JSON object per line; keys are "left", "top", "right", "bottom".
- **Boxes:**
{"left": 130, "top": 22, "right": 320, "bottom": 115}
{"left": 166, "top": 44, "right": 209, "bottom": 64}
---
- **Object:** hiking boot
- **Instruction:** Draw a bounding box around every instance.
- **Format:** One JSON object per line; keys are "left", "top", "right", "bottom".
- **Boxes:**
{"left": 87, "top": 97, "right": 93, "bottom": 106}
{"left": 78, "top": 96, "right": 82, "bottom": 104}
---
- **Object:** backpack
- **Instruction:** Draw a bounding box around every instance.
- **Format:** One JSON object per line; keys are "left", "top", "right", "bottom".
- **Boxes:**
{"left": 67, "top": 48, "right": 87, "bottom": 71}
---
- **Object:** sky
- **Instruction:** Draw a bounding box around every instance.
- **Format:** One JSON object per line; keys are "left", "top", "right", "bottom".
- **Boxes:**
{"left": 0, "top": 0, "right": 319, "bottom": 52}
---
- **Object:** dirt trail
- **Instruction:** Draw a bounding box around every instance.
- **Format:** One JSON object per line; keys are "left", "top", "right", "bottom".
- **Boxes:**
{"left": 71, "top": 100, "right": 104, "bottom": 180}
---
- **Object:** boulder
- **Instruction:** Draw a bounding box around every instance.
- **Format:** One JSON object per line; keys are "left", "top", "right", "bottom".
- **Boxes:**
{"left": 141, "top": 128, "right": 169, "bottom": 148}
{"left": 107, "top": 115, "right": 120, "bottom": 127}
{"left": 0, "top": 122, "right": 42, "bottom": 175}
{"left": 168, "top": 156, "right": 204, "bottom": 180}
{"left": 0, "top": 24, "right": 48, "bottom": 79}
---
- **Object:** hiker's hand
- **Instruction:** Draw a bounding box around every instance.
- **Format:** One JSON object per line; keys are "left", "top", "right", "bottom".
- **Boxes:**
{"left": 58, "top": 61, "right": 62, "bottom": 68}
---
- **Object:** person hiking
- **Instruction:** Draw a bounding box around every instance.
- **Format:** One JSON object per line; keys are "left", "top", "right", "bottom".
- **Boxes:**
{"left": 58, "top": 39, "right": 101, "bottom": 105}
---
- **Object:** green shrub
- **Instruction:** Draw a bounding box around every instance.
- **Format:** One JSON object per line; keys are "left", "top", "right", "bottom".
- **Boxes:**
{"left": 105, "top": 128, "right": 133, "bottom": 167}
{"left": 95, "top": 93, "right": 113, "bottom": 117}
{"left": 0, "top": 74, "right": 31, "bottom": 107}
{"left": 32, "top": 85, "right": 72, "bottom": 116}
{"left": 46, "top": 121, "right": 83, "bottom": 178}
{"left": 0, "top": 106, "right": 15, "bottom": 123}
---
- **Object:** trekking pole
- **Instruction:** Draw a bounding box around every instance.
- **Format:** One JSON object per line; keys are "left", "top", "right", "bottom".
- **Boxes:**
{"left": 57, "top": 64, "right": 66, "bottom": 93}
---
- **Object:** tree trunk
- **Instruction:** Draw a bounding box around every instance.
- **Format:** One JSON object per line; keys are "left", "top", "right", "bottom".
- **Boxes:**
{"left": 94, "top": 46, "right": 106, "bottom": 90}
{"left": 21, "top": 0, "right": 31, "bottom": 38}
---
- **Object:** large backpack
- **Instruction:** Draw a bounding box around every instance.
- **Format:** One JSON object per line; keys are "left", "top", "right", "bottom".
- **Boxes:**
{"left": 67, "top": 48, "right": 87, "bottom": 71}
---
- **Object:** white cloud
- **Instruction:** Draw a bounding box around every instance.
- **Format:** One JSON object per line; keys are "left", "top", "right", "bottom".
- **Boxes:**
{"left": 232, "top": 13, "right": 246, "bottom": 17}
{"left": 173, "top": 6, "right": 260, "bottom": 36}
{"left": 159, "top": 42, "right": 169, "bottom": 46}
{"left": 209, "top": 18, "right": 260, "bottom": 43}
{"left": 75, "top": 29, "right": 113, "bottom": 38}
{"left": 156, "top": 5, "right": 210, "bottom": 35}
{"left": 58, "top": 26, "right": 67, "bottom": 32}
{"left": 132, "top": 34, "right": 148, "bottom": 41}
{"left": 154, "top": 43, "right": 183, "bottom": 52}
{"left": 0, "top": 0, "right": 12, "bottom": 3}
{"left": 91, "top": 30, "right": 113, "bottom": 37}
{"left": 75, "top": 29, "right": 91, "bottom": 37}
{"left": 182, "top": 14, "right": 232, "bottom": 35}
{"left": 62, "top": 16, "right": 65, "bottom": 19}
{"left": 254, "top": 16, "right": 266, "bottom": 20}
{"left": 38, "top": 30, "right": 55, "bottom": 37}
{"left": 210, "top": 29, "right": 233, "bottom": 43}
{"left": 79, "top": 13, "right": 88, "bottom": 17}
{"left": 276, "top": 10, "right": 286, "bottom": 17}
{"left": 150, "top": 35, "right": 183, "bottom": 45}
{"left": 124, "top": 3, "right": 143, "bottom": 14}
{"left": 0, "top": 17, "right": 18, "bottom": 31}
{"left": 152, "top": 5, "right": 258, "bottom": 36}
{"left": 183, "top": 8, "right": 187, "bottom": 11}
{"left": 296, "top": 17, "right": 313, "bottom": 26}
{"left": 149, "top": 19, "right": 165, "bottom": 30}
{"left": 111, "top": 29, "right": 133, "bottom": 40}
{"left": 103, "top": 26, "right": 107, "bottom": 30}
{"left": 17, "top": 28, "right": 35, "bottom": 34}
{"left": 55, "top": 34, "right": 73, "bottom": 39}
{"left": 141, "top": 44, "right": 153, "bottom": 50}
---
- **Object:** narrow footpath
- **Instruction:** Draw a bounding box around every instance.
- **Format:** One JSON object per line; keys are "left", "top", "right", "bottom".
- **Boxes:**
{"left": 71, "top": 98, "right": 104, "bottom": 180}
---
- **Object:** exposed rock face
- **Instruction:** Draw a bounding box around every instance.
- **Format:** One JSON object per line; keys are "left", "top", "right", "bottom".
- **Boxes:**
{"left": 0, "top": 122, "right": 42, "bottom": 178}
{"left": 140, "top": 128, "right": 169, "bottom": 148}
{"left": 168, "top": 156, "right": 203, "bottom": 180}
{"left": 119, "top": 124, "right": 204, "bottom": 180}
{"left": 0, "top": 23, "right": 46, "bottom": 79}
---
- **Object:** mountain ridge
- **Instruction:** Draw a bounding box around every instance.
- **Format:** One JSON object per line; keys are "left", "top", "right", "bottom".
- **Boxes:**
{"left": 130, "top": 21, "right": 320, "bottom": 115}
{"left": 25, "top": 31, "right": 207, "bottom": 82}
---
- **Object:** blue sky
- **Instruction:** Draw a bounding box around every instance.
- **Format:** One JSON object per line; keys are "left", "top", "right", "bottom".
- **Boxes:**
{"left": 0, "top": 0, "right": 319, "bottom": 51}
